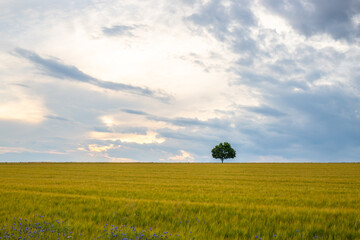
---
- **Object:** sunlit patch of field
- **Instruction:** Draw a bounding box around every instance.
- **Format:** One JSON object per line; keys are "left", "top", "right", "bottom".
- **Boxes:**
{"left": 0, "top": 163, "right": 359, "bottom": 239}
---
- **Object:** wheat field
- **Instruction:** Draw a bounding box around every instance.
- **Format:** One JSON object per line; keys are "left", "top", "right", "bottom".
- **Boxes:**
{"left": 0, "top": 163, "right": 359, "bottom": 239}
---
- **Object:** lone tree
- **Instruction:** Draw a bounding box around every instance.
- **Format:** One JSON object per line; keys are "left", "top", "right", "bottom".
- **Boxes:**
{"left": 211, "top": 142, "right": 236, "bottom": 163}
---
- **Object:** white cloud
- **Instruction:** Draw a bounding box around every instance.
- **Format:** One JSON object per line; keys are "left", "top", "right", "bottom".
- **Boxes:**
{"left": 0, "top": 146, "right": 65, "bottom": 155}
{"left": 87, "top": 144, "right": 120, "bottom": 153}
{"left": 104, "top": 154, "right": 137, "bottom": 162}
{"left": 90, "top": 131, "right": 165, "bottom": 144}
{"left": 77, "top": 144, "right": 136, "bottom": 162}
{"left": 0, "top": 86, "right": 48, "bottom": 124}
{"left": 164, "top": 150, "right": 195, "bottom": 162}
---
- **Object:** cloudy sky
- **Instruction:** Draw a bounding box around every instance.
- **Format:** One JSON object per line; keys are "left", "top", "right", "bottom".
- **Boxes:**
{"left": 1, "top": 0, "right": 360, "bottom": 162}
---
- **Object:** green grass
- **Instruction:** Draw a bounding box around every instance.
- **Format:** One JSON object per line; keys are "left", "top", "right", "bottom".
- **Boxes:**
{"left": 0, "top": 163, "right": 359, "bottom": 239}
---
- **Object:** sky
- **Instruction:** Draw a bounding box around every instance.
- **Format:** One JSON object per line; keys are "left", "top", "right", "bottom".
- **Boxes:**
{"left": 0, "top": 0, "right": 360, "bottom": 163}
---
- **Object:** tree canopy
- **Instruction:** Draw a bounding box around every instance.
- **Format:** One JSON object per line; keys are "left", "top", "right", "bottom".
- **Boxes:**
{"left": 211, "top": 142, "right": 236, "bottom": 163}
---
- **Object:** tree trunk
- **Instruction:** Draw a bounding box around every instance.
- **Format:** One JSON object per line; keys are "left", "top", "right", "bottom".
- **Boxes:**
{"left": 221, "top": 158, "right": 224, "bottom": 163}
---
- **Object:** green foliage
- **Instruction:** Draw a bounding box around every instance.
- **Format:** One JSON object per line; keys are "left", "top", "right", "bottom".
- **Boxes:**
{"left": 211, "top": 142, "right": 236, "bottom": 163}
{"left": 0, "top": 163, "right": 359, "bottom": 239}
